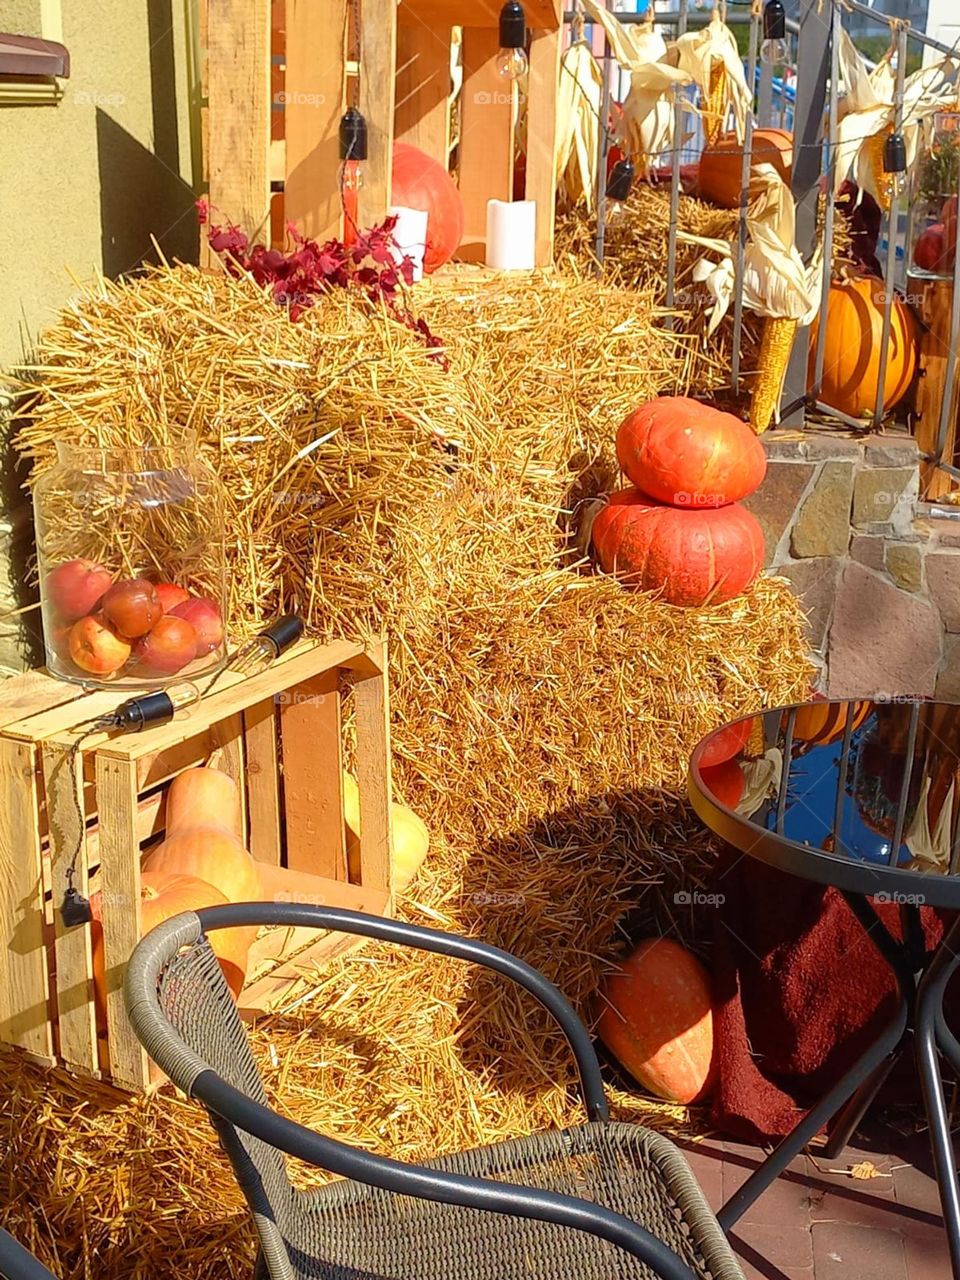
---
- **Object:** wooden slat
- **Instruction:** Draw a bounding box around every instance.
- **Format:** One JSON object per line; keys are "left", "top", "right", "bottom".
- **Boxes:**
{"left": 84, "top": 790, "right": 167, "bottom": 867}
{"left": 279, "top": 672, "right": 345, "bottom": 878}
{"left": 394, "top": 24, "right": 451, "bottom": 165}
{"left": 0, "top": 739, "right": 52, "bottom": 1057}
{"left": 42, "top": 741, "right": 98, "bottom": 1075}
{"left": 243, "top": 698, "right": 282, "bottom": 864}
{"left": 0, "top": 668, "right": 84, "bottom": 731}
{"left": 206, "top": 0, "right": 272, "bottom": 232}
{"left": 95, "top": 754, "right": 149, "bottom": 1091}
{"left": 353, "top": 641, "right": 394, "bottom": 902}
{"left": 283, "top": 0, "right": 346, "bottom": 243}
{"left": 525, "top": 26, "right": 561, "bottom": 268}
{"left": 398, "top": 0, "right": 559, "bottom": 28}
{"left": 358, "top": 0, "right": 398, "bottom": 226}
{"left": 456, "top": 27, "right": 514, "bottom": 261}
{"left": 211, "top": 712, "right": 248, "bottom": 843}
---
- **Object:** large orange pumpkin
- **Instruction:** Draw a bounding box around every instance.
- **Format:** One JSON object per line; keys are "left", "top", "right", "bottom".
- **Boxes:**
{"left": 391, "top": 142, "right": 464, "bottom": 273}
{"left": 809, "top": 276, "right": 918, "bottom": 419}
{"left": 789, "top": 700, "right": 872, "bottom": 747}
{"left": 91, "top": 872, "right": 248, "bottom": 1032}
{"left": 616, "top": 396, "right": 766, "bottom": 508}
{"left": 592, "top": 489, "right": 765, "bottom": 606}
{"left": 699, "top": 716, "right": 753, "bottom": 768}
{"left": 597, "top": 938, "right": 716, "bottom": 1104}
{"left": 143, "top": 825, "right": 261, "bottom": 904}
{"left": 698, "top": 128, "right": 793, "bottom": 209}
{"left": 700, "top": 758, "right": 745, "bottom": 809}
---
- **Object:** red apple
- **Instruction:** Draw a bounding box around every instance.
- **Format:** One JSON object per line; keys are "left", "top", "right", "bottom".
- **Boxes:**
{"left": 914, "top": 223, "right": 947, "bottom": 272}
{"left": 47, "top": 618, "right": 74, "bottom": 660}
{"left": 154, "top": 582, "right": 191, "bottom": 614}
{"left": 132, "top": 615, "right": 197, "bottom": 675}
{"left": 68, "top": 615, "right": 132, "bottom": 676}
{"left": 170, "top": 596, "right": 224, "bottom": 656}
{"left": 101, "top": 578, "right": 163, "bottom": 638}
{"left": 44, "top": 559, "right": 113, "bottom": 622}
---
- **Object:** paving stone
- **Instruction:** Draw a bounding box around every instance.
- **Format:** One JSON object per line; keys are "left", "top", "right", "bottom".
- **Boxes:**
{"left": 926, "top": 551, "right": 960, "bottom": 632}
{"left": 926, "top": 517, "right": 960, "bottom": 549}
{"left": 792, "top": 462, "right": 856, "bottom": 557}
{"left": 903, "top": 1231, "right": 953, "bottom": 1280}
{"left": 800, "top": 433, "right": 865, "bottom": 462}
{"left": 827, "top": 562, "right": 943, "bottom": 699}
{"left": 863, "top": 433, "right": 921, "bottom": 468}
{"left": 853, "top": 467, "right": 918, "bottom": 528}
{"left": 761, "top": 430, "right": 808, "bottom": 460}
{"left": 885, "top": 542, "right": 925, "bottom": 593}
{"left": 936, "top": 636, "right": 960, "bottom": 701}
{"left": 731, "top": 1221, "right": 815, "bottom": 1272}
{"left": 851, "top": 535, "right": 887, "bottom": 573}
{"left": 812, "top": 1222, "right": 907, "bottom": 1278}
{"left": 741, "top": 460, "right": 816, "bottom": 563}
{"left": 776, "top": 557, "right": 841, "bottom": 651}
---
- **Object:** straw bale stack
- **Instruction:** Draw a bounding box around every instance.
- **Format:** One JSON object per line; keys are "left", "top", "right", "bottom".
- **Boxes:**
{"left": 2, "top": 262, "right": 812, "bottom": 1279}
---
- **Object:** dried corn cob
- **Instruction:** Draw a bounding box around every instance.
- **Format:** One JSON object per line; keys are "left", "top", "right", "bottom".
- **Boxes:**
{"left": 703, "top": 56, "right": 727, "bottom": 147}
{"left": 864, "top": 123, "right": 894, "bottom": 212}
{"left": 750, "top": 315, "right": 798, "bottom": 433}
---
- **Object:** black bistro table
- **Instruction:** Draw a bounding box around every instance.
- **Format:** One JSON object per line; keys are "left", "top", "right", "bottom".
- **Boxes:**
{"left": 688, "top": 699, "right": 960, "bottom": 1276}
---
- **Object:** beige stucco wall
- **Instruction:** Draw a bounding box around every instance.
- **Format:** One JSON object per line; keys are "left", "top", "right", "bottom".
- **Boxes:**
{"left": 0, "top": 0, "right": 197, "bottom": 671}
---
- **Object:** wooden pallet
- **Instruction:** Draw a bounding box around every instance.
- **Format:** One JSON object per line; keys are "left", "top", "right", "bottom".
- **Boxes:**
{"left": 0, "top": 638, "right": 393, "bottom": 1091}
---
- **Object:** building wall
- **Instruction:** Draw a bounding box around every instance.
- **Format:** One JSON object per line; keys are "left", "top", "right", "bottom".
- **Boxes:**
{"left": 0, "top": 0, "right": 198, "bottom": 672}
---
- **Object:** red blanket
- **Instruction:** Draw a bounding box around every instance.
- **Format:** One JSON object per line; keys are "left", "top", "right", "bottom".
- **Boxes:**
{"left": 710, "top": 846, "right": 952, "bottom": 1143}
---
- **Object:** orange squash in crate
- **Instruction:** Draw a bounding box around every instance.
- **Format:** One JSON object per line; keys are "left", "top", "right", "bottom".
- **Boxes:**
{"left": 598, "top": 938, "right": 716, "bottom": 1104}
{"left": 698, "top": 128, "right": 793, "bottom": 208}
{"left": 808, "top": 275, "right": 918, "bottom": 419}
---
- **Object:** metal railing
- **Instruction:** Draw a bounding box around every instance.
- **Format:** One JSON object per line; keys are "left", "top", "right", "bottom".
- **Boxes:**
{"left": 564, "top": 0, "right": 960, "bottom": 493}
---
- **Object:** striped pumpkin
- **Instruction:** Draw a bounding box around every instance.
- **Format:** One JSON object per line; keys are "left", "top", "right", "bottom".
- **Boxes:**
{"left": 788, "top": 700, "right": 872, "bottom": 747}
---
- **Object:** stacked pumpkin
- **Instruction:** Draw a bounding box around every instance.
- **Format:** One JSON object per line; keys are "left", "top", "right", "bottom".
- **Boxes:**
{"left": 591, "top": 396, "right": 767, "bottom": 606}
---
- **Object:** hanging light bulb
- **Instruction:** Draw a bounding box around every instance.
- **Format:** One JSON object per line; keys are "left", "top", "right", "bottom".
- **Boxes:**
{"left": 605, "top": 156, "right": 635, "bottom": 216}
{"left": 883, "top": 130, "right": 909, "bottom": 200}
{"left": 339, "top": 106, "right": 367, "bottom": 245}
{"left": 760, "top": 0, "right": 789, "bottom": 66}
{"left": 497, "top": 0, "right": 528, "bottom": 81}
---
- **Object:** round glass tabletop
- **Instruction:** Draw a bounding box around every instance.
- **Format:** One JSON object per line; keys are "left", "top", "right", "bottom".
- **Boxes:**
{"left": 687, "top": 701, "right": 960, "bottom": 908}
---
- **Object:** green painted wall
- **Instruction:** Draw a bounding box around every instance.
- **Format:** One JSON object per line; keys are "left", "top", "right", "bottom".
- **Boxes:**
{"left": 0, "top": 0, "right": 198, "bottom": 670}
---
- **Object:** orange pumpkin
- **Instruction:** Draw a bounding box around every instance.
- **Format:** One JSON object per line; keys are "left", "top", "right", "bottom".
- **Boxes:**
{"left": 91, "top": 872, "right": 248, "bottom": 1032}
{"left": 391, "top": 142, "right": 464, "bottom": 273}
{"left": 698, "top": 128, "right": 793, "bottom": 209}
{"left": 598, "top": 938, "right": 716, "bottom": 1104}
{"left": 166, "top": 766, "right": 243, "bottom": 839}
{"left": 790, "top": 700, "right": 872, "bottom": 747}
{"left": 808, "top": 276, "right": 918, "bottom": 419}
{"left": 700, "top": 758, "right": 746, "bottom": 809}
{"left": 592, "top": 489, "right": 765, "bottom": 606}
{"left": 699, "top": 717, "right": 752, "bottom": 768}
{"left": 616, "top": 397, "right": 766, "bottom": 508}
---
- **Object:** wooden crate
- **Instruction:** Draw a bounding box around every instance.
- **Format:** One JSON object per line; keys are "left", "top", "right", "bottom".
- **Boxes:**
{"left": 201, "top": 0, "right": 561, "bottom": 266}
{"left": 0, "top": 638, "right": 393, "bottom": 1091}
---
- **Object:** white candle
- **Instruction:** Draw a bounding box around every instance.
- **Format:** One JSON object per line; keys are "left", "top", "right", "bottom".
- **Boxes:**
{"left": 485, "top": 199, "right": 536, "bottom": 271}
{"left": 388, "top": 205, "right": 429, "bottom": 282}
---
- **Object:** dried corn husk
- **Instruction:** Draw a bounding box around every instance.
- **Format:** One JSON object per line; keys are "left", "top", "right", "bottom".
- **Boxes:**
{"left": 556, "top": 38, "right": 603, "bottom": 209}
{"left": 835, "top": 28, "right": 958, "bottom": 207}
{"left": 673, "top": 10, "right": 752, "bottom": 144}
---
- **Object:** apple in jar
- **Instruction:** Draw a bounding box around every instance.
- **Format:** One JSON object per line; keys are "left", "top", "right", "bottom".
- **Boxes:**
{"left": 170, "top": 597, "right": 224, "bottom": 655}
{"left": 68, "top": 615, "right": 132, "bottom": 676}
{"left": 44, "top": 559, "right": 113, "bottom": 622}
{"left": 101, "top": 578, "right": 163, "bottom": 638}
{"left": 154, "top": 582, "right": 191, "bottom": 614}
{"left": 132, "top": 615, "right": 197, "bottom": 675}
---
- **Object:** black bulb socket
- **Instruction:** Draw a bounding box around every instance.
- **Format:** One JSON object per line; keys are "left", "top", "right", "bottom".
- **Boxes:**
{"left": 339, "top": 107, "right": 368, "bottom": 162}
{"left": 883, "top": 131, "right": 907, "bottom": 174}
{"left": 259, "top": 613, "right": 304, "bottom": 657}
{"left": 499, "top": 0, "right": 526, "bottom": 50}
{"left": 763, "top": 0, "right": 787, "bottom": 42}
{"left": 606, "top": 157, "right": 635, "bottom": 203}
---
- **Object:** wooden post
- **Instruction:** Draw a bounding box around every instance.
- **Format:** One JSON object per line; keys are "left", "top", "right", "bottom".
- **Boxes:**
{"left": 206, "top": 0, "right": 272, "bottom": 234}
{"left": 395, "top": 22, "right": 452, "bottom": 164}
{"left": 457, "top": 27, "right": 514, "bottom": 260}
{"left": 353, "top": 642, "right": 394, "bottom": 906}
{"left": 359, "top": 0, "right": 398, "bottom": 225}
{"left": 915, "top": 277, "right": 960, "bottom": 500}
{"left": 279, "top": 672, "right": 346, "bottom": 880}
{"left": 284, "top": 0, "right": 347, "bottom": 243}
{"left": 525, "top": 26, "right": 562, "bottom": 267}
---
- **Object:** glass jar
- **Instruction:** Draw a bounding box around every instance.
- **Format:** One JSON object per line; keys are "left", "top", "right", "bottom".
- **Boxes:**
{"left": 907, "top": 109, "right": 960, "bottom": 281}
{"left": 33, "top": 441, "right": 228, "bottom": 688}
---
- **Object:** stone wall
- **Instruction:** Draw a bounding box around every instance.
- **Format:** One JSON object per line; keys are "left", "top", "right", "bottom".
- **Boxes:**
{"left": 742, "top": 430, "right": 959, "bottom": 700}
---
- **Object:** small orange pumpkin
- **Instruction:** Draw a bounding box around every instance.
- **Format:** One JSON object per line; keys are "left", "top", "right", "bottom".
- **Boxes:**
{"left": 790, "top": 700, "right": 872, "bottom": 747}
{"left": 597, "top": 938, "right": 716, "bottom": 1104}
{"left": 808, "top": 276, "right": 918, "bottom": 419}
{"left": 698, "top": 128, "right": 793, "bottom": 208}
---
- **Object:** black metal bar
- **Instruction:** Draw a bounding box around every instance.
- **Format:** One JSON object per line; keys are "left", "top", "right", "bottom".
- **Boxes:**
{"left": 831, "top": 700, "right": 857, "bottom": 857}
{"left": 594, "top": 37, "right": 612, "bottom": 269}
{"left": 731, "top": 8, "right": 760, "bottom": 394}
{"left": 0, "top": 1230, "right": 55, "bottom": 1280}
{"left": 195, "top": 903, "right": 610, "bottom": 1123}
{"left": 664, "top": 0, "right": 689, "bottom": 327}
{"left": 873, "top": 24, "right": 908, "bottom": 429}
{"left": 192, "top": 1070, "right": 699, "bottom": 1280}
{"left": 813, "top": 1, "right": 841, "bottom": 400}
{"left": 781, "top": 0, "right": 833, "bottom": 427}
{"left": 915, "top": 917, "right": 960, "bottom": 1279}
{"left": 568, "top": 8, "right": 801, "bottom": 34}
{"left": 888, "top": 700, "right": 920, "bottom": 866}
{"left": 776, "top": 707, "right": 797, "bottom": 834}
{"left": 934, "top": 118, "right": 960, "bottom": 474}
{"left": 840, "top": 0, "right": 960, "bottom": 56}
{"left": 820, "top": 1050, "right": 904, "bottom": 1160}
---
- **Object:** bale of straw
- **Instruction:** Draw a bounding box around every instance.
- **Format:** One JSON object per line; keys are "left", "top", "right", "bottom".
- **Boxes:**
{"left": 2, "top": 262, "right": 813, "bottom": 1280}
